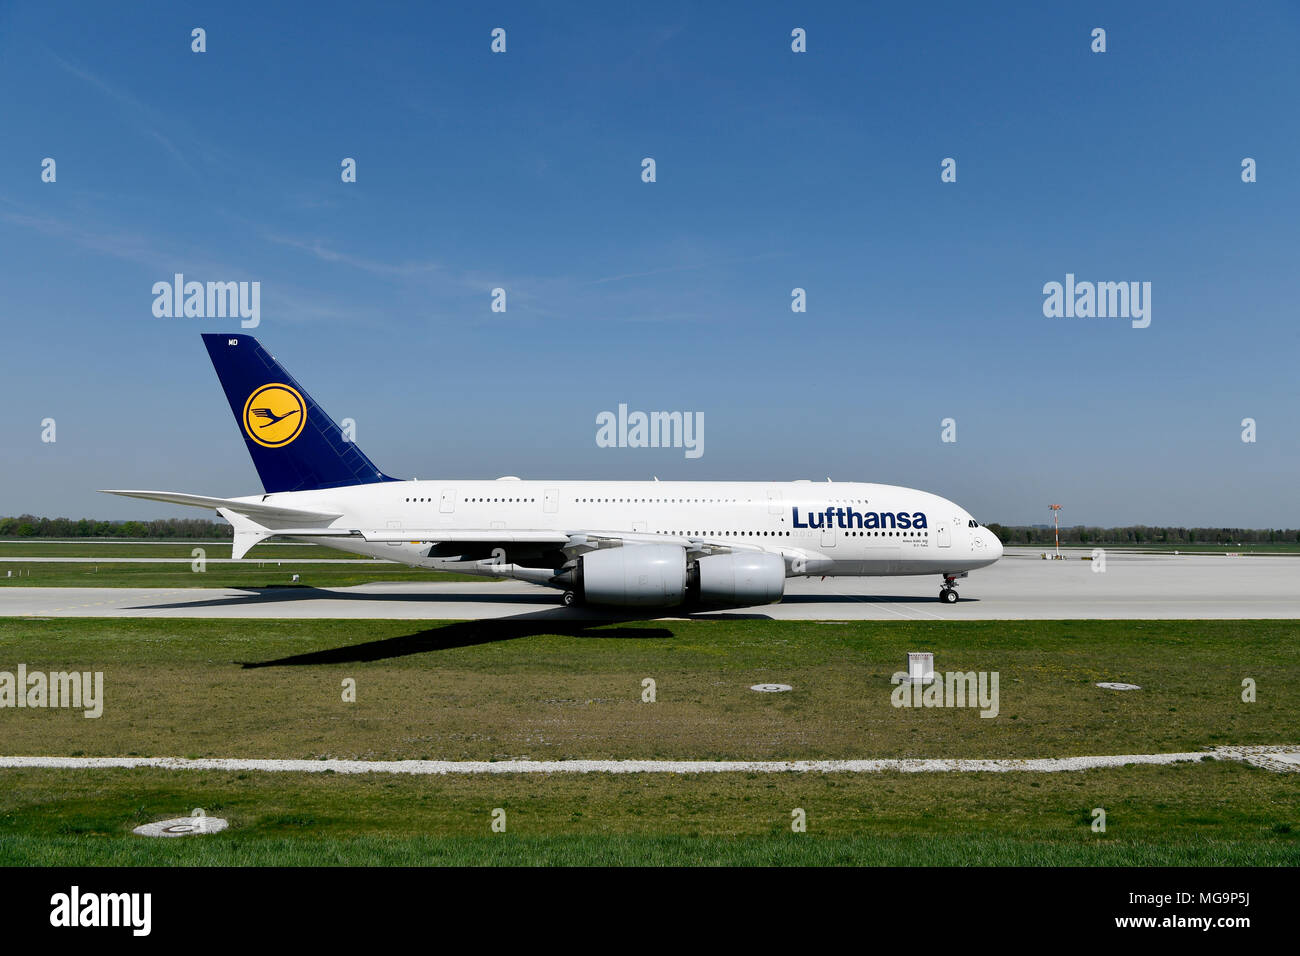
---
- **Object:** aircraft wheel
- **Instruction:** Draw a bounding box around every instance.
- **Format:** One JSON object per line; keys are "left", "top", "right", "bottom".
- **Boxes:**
{"left": 562, "top": 590, "right": 578, "bottom": 607}
{"left": 940, "top": 588, "right": 958, "bottom": 604}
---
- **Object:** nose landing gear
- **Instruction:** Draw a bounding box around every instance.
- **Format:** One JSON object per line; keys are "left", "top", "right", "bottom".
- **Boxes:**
{"left": 939, "top": 573, "right": 961, "bottom": 603}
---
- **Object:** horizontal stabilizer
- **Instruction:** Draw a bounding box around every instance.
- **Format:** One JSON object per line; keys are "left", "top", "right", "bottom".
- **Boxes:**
{"left": 99, "top": 490, "right": 341, "bottom": 524}
{"left": 216, "top": 509, "right": 356, "bottom": 558}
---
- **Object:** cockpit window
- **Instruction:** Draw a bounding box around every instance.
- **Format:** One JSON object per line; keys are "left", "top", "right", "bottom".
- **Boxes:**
{"left": 968, "top": 519, "right": 978, "bottom": 527}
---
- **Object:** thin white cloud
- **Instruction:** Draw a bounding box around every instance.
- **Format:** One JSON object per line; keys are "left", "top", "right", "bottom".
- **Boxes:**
{"left": 262, "top": 234, "right": 447, "bottom": 278}
{"left": 47, "top": 50, "right": 212, "bottom": 177}
{"left": 587, "top": 252, "right": 784, "bottom": 286}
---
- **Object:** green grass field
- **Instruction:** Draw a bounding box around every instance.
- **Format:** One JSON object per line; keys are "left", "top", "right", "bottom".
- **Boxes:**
{"left": 0, "top": 762, "right": 1295, "bottom": 866}
{"left": 0, "top": 618, "right": 1293, "bottom": 760}
{"left": 0, "top": 617, "right": 1296, "bottom": 865}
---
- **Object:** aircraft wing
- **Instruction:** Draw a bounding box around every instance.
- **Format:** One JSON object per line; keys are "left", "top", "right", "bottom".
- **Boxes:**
{"left": 560, "top": 531, "right": 772, "bottom": 559}
{"left": 358, "top": 530, "right": 572, "bottom": 545}
{"left": 361, "top": 529, "right": 778, "bottom": 561}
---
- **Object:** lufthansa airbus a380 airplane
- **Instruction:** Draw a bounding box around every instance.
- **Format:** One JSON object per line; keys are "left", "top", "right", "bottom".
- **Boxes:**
{"left": 105, "top": 334, "right": 1003, "bottom": 609}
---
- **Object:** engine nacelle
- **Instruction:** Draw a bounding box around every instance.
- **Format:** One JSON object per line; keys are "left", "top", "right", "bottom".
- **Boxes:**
{"left": 580, "top": 544, "right": 687, "bottom": 607}
{"left": 693, "top": 552, "right": 786, "bottom": 606}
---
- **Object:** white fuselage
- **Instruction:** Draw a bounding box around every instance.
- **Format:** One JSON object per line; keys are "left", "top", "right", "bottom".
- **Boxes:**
{"left": 241, "top": 479, "right": 1003, "bottom": 583}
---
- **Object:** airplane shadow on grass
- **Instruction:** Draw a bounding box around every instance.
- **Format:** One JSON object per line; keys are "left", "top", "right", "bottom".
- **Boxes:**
{"left": 238, "top": 609, "right": 685, "bottom": 669}
{"left": 132, "top": 586, "right": 962, "bottom": 670}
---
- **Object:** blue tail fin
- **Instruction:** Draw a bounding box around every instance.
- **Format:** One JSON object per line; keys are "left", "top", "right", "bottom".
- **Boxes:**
{"left": 201, "top": 333, "right": 397, "bottom": 494}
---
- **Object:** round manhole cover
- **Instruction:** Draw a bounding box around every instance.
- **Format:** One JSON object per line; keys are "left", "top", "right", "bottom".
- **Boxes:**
{"left": 750, "top": 683, "right": 792, "bottom": 693}
{"left": 1096, "top": 682, "right": 1141, "bottom": 691}
{"left": 133, "top": 815, "right": 229, "bottom": 837}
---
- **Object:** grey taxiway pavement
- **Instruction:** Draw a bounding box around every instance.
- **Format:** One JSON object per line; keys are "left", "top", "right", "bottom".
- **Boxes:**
{"left": 1, "top": 549, "right": 1297, "bottom": 620}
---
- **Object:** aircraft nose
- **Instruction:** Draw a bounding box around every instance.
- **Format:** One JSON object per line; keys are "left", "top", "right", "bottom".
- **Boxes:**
{"left": 986, "top": 530, "right": 1004, "bottom": 560}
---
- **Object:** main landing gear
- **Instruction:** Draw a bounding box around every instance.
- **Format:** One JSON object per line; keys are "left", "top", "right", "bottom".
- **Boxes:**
{"left": 939, "top": 574, "right": 960, "bottom": 604}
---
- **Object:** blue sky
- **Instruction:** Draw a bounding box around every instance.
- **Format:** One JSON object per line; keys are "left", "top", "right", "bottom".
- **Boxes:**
{"left": 2, "top": 1, "right": 1298, "bottom": 527}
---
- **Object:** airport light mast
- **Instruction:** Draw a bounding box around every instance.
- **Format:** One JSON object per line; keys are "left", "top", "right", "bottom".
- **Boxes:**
{"left": 1049, "top": 504, "right": 1062, "bottom": 559}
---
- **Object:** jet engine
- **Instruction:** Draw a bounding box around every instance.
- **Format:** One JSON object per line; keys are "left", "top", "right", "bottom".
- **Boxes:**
{"left": 578, "top": 544, "right": 688, "bottom": 607}
{"left": 691, "top": 552, "right": 786, "bottom": 606}
{"left": 570, "top": 546, "right": 787, "bottom": 608}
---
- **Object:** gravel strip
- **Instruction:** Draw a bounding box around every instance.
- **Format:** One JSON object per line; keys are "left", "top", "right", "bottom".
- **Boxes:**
{"left": 0, "top": 748, "right": 1288, "bottom": 775}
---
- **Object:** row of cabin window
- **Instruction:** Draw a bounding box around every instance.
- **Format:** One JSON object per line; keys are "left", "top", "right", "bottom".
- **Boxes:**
{"left": 575, "top": 498, "right": 880, "bottom": 505}
{"left": 655, "top": 530, "right": 927, "bottom": 538}
{"left": 404, "top": 496, "right": 885, "bottom": 507}
{"left": 582, "top": 502, "right": 743, "bottom": 509}
{"left": 400, "top": 502, "right": 533, "bottom": 509}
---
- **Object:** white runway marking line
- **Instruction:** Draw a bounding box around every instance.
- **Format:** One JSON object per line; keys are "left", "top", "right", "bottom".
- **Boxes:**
{"left": 0, "top": 747, "right": 1295, "bottom": 775}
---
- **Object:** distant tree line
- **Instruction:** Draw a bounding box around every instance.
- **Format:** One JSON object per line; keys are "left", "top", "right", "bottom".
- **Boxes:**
{"left": 983, "top": 524, "right": 1300, "bottom": 547}
{"left": 2, "top": 514, "right": 1297, "bottom": 546}
{"left": 0, "top": 515, "right": 232, "bottom": 539}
